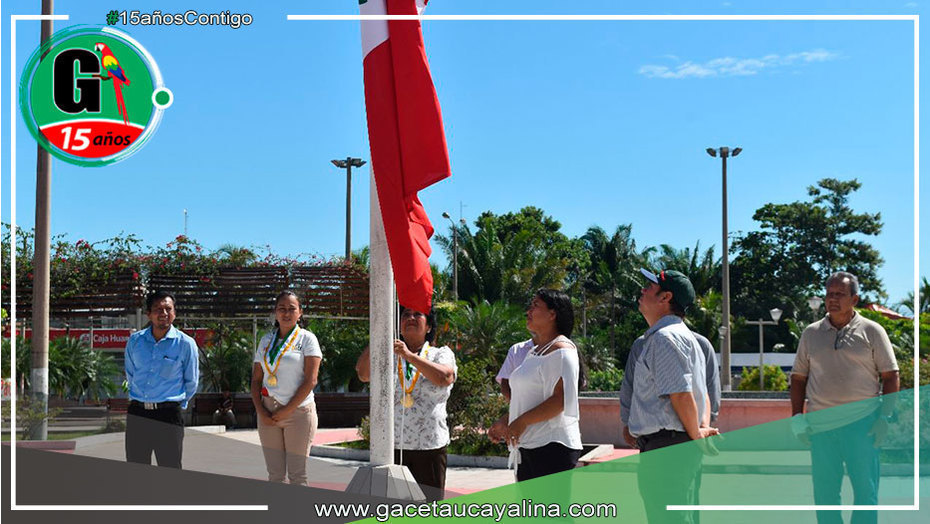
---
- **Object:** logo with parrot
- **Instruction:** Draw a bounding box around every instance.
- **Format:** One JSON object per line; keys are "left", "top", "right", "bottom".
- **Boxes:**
{"left": 19, "top": 27, "right": 172, "bottom": 167}
{"left": 94, "top": 42, "right": 131, "bottom": 125}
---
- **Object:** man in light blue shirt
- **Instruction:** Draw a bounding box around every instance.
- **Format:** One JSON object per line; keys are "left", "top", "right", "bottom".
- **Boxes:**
{"left": 625, "top": 268, "right": 719, "bottom": 524}
{"left": 621, "top": 333, "right": 721, "bottom": 447}
{"left": 124, "top": 290, "right": 199, "bottom": 468}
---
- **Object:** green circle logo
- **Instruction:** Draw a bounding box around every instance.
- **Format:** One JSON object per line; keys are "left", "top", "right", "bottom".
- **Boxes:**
{"left": 19, "top": 26, "right": 170, "bottom": 167}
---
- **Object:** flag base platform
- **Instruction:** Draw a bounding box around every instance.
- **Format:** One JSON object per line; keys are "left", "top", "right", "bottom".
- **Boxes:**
{"left": 345, "top": 464, "right": 426, "bottom": 501}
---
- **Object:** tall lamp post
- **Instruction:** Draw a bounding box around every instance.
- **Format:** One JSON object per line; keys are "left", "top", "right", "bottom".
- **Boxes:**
{"left": 331, "top": 157, "right": 367, "bottom": 261}
{"left": 30, "top": 0, "right": 56, "bottom": 441}
{"left": 706, "top": 146, "right": 742, "bottom": 391}
{"left": 745, "top": 308, "right": 782, "bottom": 390}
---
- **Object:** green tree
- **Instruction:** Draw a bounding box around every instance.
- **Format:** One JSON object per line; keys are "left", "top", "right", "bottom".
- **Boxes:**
{"left": 46, "top": 337, "right": 119, "bottom": 401}
{"left": 447, "top": 300, "right": 527, "bottom": 368}
{"left": 897, "top": 277, "right": 930, "bottom": 315}
{"left": 351, "top": 246, "right": 370, "bottom": 271}
{"left": 1, "top": 335, "right": 31, "bottom": 390}
{"left": 198, "top": 324, "right": 254, "bottom": 393}
{"left": 687, "top": 290, "right": 722, "bottom": 348}
{"left": 305, "top": 319, "right": 368, "bottom": 392}
{"left": 215, "top": 244, "right": 258, "bottom": 267}
{"left": 435, "top": 207, "right": 584, "bottom": 305}
{"left": 580, "top": 225, "right": 652, "bottom": 358}
{"left": 654, "top": 241, "right": 720, "bottom": 298}
{"left": 731, "top": 178, "right": 885, "bottom": 323}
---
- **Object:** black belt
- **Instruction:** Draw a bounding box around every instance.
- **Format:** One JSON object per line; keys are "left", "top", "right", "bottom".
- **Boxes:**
{"left": 130, "top": 400, "right": 180, "bottom": 410}
{"left": 637, "top": 429, "right": 688, "bottom": 448}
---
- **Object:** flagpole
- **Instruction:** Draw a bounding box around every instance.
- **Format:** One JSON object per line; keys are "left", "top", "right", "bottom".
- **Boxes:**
{"left": 368, "top": 170, "right": 394, "bottom": 467}
{"left": 345, "top": 171, "right": 424, "bottom": 500}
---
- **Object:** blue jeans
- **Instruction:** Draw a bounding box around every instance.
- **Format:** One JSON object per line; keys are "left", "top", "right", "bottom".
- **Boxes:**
{"left": 810, "top": 412, "right": 880, "bottom": 524}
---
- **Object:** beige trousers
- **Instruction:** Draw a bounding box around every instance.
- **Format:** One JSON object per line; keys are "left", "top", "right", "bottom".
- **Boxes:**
{"left": 257, "top": 396, "right": 317, "bottom": 485}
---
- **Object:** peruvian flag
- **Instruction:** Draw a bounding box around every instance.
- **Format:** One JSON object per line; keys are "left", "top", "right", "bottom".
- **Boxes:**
{"left": 361, "top": 0, "right": 451, "bottom": 314}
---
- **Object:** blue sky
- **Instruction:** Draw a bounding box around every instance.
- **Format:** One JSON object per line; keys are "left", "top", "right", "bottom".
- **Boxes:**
{"left": 0, "top": 1, "right": 923, "bottom": 308}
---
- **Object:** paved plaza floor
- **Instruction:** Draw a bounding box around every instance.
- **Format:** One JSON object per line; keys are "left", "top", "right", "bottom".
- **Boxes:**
{"left": 71, "top": 426, "right": 517, "bottom": 497}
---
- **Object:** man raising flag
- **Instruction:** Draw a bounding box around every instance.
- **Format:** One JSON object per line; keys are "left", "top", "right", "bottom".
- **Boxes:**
{"left": 361, "top": 0, "right": 451, "bottom": 314}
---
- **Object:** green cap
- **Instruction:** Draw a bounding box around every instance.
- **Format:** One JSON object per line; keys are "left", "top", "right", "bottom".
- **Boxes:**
{"left": 639, "top": 268, "right": 696, "bottom": 311}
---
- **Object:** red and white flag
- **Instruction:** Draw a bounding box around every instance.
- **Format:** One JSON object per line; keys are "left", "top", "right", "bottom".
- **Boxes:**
{"left": 361, "top": 0, "right": 451, "bottom": 314}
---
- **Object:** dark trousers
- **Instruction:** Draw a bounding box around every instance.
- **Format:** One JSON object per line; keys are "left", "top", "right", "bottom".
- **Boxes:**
{"left": 810, "top": 414, "right": 880, "bottom": 524}
{"left": 126, "top": 401, "right": 184, "bottom": 469}
{"left": 637, "top": 429, "right": 703, "bottom": 524}
{"left": 517, "top": 442, "right": 582, "bottom": 482}
{"left": 395, "top": 447, "right": 447, "bottom": 501}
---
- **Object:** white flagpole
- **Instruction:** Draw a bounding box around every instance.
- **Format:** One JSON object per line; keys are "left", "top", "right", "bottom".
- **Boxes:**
{"left": 368, "top": 171, "right": 394, "bottom": 467}
{"left": 345, "top": 171, "right": 424, "bottom": 500}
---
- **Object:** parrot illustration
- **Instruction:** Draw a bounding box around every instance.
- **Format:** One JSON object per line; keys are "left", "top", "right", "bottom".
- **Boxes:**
{"left": 94, "top": 43, "right": 130, "bottom": 125}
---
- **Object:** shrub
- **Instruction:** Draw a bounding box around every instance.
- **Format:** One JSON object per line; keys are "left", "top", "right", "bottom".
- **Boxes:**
{"left": 737, "top": 364, "right": 789, "bottom": 391}
{"left": 198, "top": 325, "right": 254, "bottom": 393}
{"left": 1, "top": 396, "right": 62, "bottom": 440}
{"left": 899, "top": 357, "right": 930, "bottom": 389}
{"left": 304, "top": 319, "right": 368, "bottom": 392}
{"left": 588, "top": 368, "right": 623, "bottom": 392}
{"left": 446, "top": 357, "right": 508, "bottom": 457}
{"left": 357, "top": 415, "right": 370, "bottom": 445}
{"left": 47, "top": 336, "right": 119, "bottom": 401}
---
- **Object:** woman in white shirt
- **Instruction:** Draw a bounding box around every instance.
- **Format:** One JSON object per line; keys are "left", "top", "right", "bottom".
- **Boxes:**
{"left": 356, "top": 305, "right": 457, "bottom": 501}
{"left": 501, "top": 288, "right": 583, "bottom": 481}
{"left": 249, "top": 290, "right": 322, "bottom": 485}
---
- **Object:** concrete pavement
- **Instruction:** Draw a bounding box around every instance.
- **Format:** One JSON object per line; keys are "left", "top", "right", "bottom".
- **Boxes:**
{"left": 71, "top": 426, "right": 517, "bottom": 497}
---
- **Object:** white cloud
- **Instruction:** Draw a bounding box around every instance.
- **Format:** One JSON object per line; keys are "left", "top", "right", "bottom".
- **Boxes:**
{"left": 639, "top": 49, "right": 839, "bottom": 79}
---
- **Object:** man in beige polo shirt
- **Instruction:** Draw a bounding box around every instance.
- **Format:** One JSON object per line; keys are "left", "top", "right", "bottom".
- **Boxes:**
{"left": 790, "top": 271, "right": 899, "bottom": 524}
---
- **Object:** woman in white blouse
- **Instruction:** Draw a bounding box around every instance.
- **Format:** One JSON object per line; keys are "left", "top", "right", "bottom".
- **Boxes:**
{"left": 501, "top": 288, "right": 583, "bottom": 481}
{"left": 249, "top": 290, "right": 322, "bottom": 485}
{"left": 356, "top": 305, "right": 457, "bottom": 501}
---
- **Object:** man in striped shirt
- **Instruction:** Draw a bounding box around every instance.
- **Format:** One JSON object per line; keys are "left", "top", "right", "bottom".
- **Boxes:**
{"left": 626, "top": 268, "right": 719, "bottom": 523}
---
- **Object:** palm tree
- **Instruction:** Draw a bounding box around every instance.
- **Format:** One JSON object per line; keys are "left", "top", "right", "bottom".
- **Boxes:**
{"left": 47, "top": 337, "right": 118, "bottom": 401}
{"left": 581, "top": 225, "right": 653, "bottom": 353}
{"left": 436, "top": 221, "right": 567, "bottom": 305}
{"left": 215, "top": 243, "right": 257, "bottom": 267}
{"left": 351, "top": 246, "right": 370, "bottom": 271}
{"left": 687, "top": 290, "right": 722, "bottom": 347}
{"left": 654, "top": 241, "right": 721, "bottom": 298}
{"left": 897, "top": 277, "right": 930, "bottom": 315}
{"left": 447, "top": 300, "right": 527, "bottom": 368}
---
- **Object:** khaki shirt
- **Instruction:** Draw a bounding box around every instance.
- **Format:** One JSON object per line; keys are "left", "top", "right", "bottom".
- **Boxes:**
{"left": 792, "top": 312, "right": 897, "bottom": 430}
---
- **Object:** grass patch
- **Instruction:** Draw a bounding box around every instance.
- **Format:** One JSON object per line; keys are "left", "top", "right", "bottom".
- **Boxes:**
{"left": 329, "top": 440, "right": 369, "bottom": 450}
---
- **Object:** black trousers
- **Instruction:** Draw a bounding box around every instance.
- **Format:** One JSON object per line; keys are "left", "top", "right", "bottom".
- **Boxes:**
{"left": 636, "top": 429, "right": 703, "bottom": 524}
{"left": 125, "top": 401, "right": 184, "bottom": 469}
{"left": 517, "top": 442, "right": 582, "bottom": 482}
{"left": 395, "top": 447, "right": 447, "bottom": 501}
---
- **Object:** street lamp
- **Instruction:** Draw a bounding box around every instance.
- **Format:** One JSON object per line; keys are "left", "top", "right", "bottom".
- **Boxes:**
{"left": 808, "top": 295, "right": 824, "bottom": 312}
{"left": 707, "top": 146, "right": 741, "bottom": 391}
{"left": 745, "top": 308, "right": 783, "bottom": 390}
{"left": 331, "top": 157, "right": 367, "bottom": 261}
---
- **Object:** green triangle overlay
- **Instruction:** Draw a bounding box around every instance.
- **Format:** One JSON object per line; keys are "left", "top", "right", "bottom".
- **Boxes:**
{"left": 351, "top": 386, "right": 927, "bottom": 523}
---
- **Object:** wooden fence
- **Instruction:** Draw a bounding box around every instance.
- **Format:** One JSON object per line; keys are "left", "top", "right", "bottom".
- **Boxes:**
{"left": 4, "top": 265, "right": 369, "bottom": 320}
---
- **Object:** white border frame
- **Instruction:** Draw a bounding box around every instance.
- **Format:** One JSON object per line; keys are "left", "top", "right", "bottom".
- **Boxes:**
{"left": 5, "top": 14, "right": 266, "bottom": 512}
{"left": 2, "top": 10, "right": 919, "bottom": 514}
